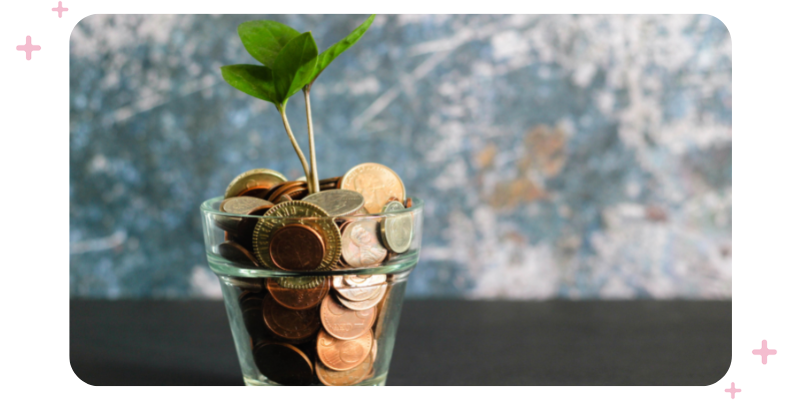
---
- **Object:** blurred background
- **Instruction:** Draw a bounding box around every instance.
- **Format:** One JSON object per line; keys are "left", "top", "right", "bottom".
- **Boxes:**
{"left": 69, "top": 14, "right": 731, "bottom": 300}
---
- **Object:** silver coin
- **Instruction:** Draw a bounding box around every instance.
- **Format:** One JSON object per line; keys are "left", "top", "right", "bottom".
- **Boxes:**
{"left": 344, "top": 274, "right": 387, "bottom": 287}
{"left": 303, "top": 189, "right": 365, "bottom": 217}
{"left": 380, "top": 201, "right": 413, "bottom": 253}
{"left": 336, "top": 283, "right": 387, "bottom": 311}
{"left": 333, "top": 275, "right": 384, "bottom": 301}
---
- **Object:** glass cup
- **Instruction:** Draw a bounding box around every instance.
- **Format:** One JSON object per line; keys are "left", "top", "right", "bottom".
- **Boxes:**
{"left": 200, "top": 196, "right": 423, "bottom": 386}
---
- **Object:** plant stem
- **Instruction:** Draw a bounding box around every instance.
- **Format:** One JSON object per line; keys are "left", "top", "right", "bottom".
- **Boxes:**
{"left": 303, "top": 86, "right": 320, "bottom": 194}
{"left": 278, "top": 105, "right": 311, "bottom": 184}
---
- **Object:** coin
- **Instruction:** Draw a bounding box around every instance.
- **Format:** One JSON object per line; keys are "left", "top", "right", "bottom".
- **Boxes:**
{"left": 337, "top": 284, "right": 386, "bottom": 311}
{"left": 253, "top": 343, "right": 314, "bottom": 386}
{"left": 240, "top": 292, "right": 270, "bottom": 341}
{"left": 225, "top": 168, "right": 287, "bottom": 199}
{"left": 405, "top": 197, "right": 413, "bottom": 209}
{"left": 344, "top": 274, "right": 387, "bottom": 288}
{"left": 315, "top": 353, "right": 372, "bottom": 386}
{"left": 266, "top": 277, "right": 329, "bottom": 310}
{"left": 262, "top": 292, "right": 320, "bottom": 341}
{"left": 339, "top": 163, "right": 405, "bottom": 213}
{"left": 333, "top": 275, "right": 384, "bottom": 302}
{"left": 303, "top": 190, "right": 365, "bottom": 217}
{"left": 275, "top": 194, "right": 294, "bottom": 204}
{"left": 267, "top": 181, "right": 307, "bottom": 203}
{"left": 319, "top": 294, "right": 375, "bottom": 340}
{"left": 340, "top": 219, "right": 387, "bottom": 268}
{"left": 380, "top": 201, "right": 413, "bottom": 254}
{"left": 316, "top": 329, "right": 373, "bottom": 371}
{"left": 218, "top": 241, "right": 259, "bottom": 266}
{"left": 236, "top": 204, "right": 274, "bottom": 252}
{"left": 252, "top": 201, "right": 341, "bottom": 272}
{"left": 268, "top": 224, "right": 326, "bottom": 271}
{"left": 275, "top": 276, "right": 326, "bottom": 290}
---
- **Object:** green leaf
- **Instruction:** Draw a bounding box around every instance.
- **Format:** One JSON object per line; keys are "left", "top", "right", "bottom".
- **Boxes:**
{"left": 220, "top": 64, "right": 278, "bottom": 104}
{"left": 238, "top": 20, "right": 301, "bottom": 68}
{"left": 272, "top": 32, "right": 319, "bottom": 104}
{"left": 312, "top": 14, "right": 375, "bottom": 84}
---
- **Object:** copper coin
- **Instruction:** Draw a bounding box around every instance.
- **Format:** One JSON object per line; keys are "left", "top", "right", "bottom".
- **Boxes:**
{"left": 336, "top": 284, "right": 387, "bottom": 311}
{"left": 266, "top": 277, "right": 329, "bottom": 310}
{"left": 316, "top": 329, "right": 373, "bottom": 371}
{"left": 224, "top": 168, "right": 287, "bottom": 199}
{"left": 262, "top": 292, "right": 320, "bottom": 341}
{"left": 235, "top": 204, "right": 274, "bottom": 251}
{"left": 268, "top": 224, "right": 326, "bottom": 271}
{"left": 315, "top": 354, "right": 372, "bottom": 386}
{"left": 340, "top": 219, "right": 387, "bottom": 268}
{"left": 340, "top": 163, "right": 405, "bottom": 213}
{"left": 218, "top": 241, "right": 259, "bottom": 267}
{"left": 253, "top": 343, "right": 314, "bottom": 386}
{"left": 274, "top": 194, "right": 293, "bottom": 204}
{"left": 267, "top": 181, "right": 307, "bottom": 203}
{"left": 319, "top": 294, "right": 375, "bottom": 340}
{"left": 405, "top": 197, "right": 413, "bottom": 208}
{"left": 333, "top": 275, "right": 384, "bottom": 302}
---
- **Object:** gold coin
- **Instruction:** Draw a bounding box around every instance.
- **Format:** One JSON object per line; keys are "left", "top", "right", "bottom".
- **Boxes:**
{"left": 339, "top": 163, "right": 405, "bottom": 214}
{"left": 224, "top": 168, "right": 287, "bottom": 199}
{"left": 302, "top": 189, "right": 365, "bottom": 217}
{"left": 380, "top": 201, "right": 414, "bottom": 254}
{"left": 252, "top": 201, "right": 341, "bottom": 272}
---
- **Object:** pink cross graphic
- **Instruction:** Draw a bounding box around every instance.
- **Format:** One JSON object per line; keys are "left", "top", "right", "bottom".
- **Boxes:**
{"left": 752, "top": 339, "right": 777, "bottom": 364}
{"left": 16, "top": 36, "right": 41, "bottom": 60}
{"left": 52, "top": 2, "right": 68, "bottom": 18}
{"left": 725, "top": 382, "right": 741, "bottom": 399}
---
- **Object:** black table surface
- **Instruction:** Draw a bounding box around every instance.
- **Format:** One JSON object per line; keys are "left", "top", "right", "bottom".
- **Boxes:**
{"left": 70, "top": 299, "right": 731, "bottom": 386}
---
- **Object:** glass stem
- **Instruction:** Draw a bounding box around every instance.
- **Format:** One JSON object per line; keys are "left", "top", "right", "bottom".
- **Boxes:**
{"left": 303, "top": 86, "right": 320, "bottom": 194}
{"left": 278, "top": 105, "right": 311, "bottom": 184}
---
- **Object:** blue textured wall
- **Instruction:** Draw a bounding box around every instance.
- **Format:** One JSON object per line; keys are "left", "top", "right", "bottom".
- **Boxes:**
{"left": 70, "top": 15, "right": 731, "bottom": 299}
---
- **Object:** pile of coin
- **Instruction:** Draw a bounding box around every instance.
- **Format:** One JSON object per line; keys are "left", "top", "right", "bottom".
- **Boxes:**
{"left": 215, "top": 162, "right": 415, "bottom": 385}
{"left": 234, "top": 274, "right": 394, "bottom": 385}
{"left": 215, "top": 163, "right": 415, "bottom": 272}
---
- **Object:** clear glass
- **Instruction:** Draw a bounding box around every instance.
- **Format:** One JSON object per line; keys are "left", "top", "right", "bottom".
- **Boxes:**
{"left": 200, "top": 196, "right": 423, "bottom": 386}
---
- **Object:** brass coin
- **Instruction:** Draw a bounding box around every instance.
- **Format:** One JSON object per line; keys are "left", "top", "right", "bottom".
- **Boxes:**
{"left": 319, "top": 294, "right": 375, "bottom": 340}
{"left": 262, "top": 292, "right": 320, "bottom": 341}
{"left": 224, "top": 168, "right": 287, "bottom": 199}
{"left": 333, "top": 275, "right": 384, "bottom": 302}
{"left": 266, "top": 277, "right": 329, "bottom": 310}
{"left": 218, "top": 241, "right": 259, "bottom": 267}
{"left": 340, "top": 163, "right": 405, "bottom": 214}
{"left": 315, "top": 353, "right": 372, "bottom": 386}
{"left": 303, "top": 189, "right": 365, "bottom": 217}
{"left": 276, "top": 276, "right": 326, "bottom": 290}
{"left": 316, "top": 329, "right": 373, "bottom": 372}
{"left": 380, "top": 201, "right": 413, "bottom": 254}
{"left": 336, "top": 284, "right": 387, "bottom": 311}
{"left": 252, "top": 201, "right": 341, "bottom": 272}
{"left": 268, "top": 224, "right": 326, "bottom": 271}
{"left": 253, "top": 343, "right": 314, "bottom": 386}
{"left": 340, "top": 219, "right": 387, "bottom": 268}
{"left": 236, "top": 204, "right": 274, "bottom": 253}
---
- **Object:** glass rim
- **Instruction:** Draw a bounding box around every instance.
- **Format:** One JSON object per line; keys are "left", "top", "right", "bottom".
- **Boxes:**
{"left": 200, "top": 195, "right": 423, "bottom": 220}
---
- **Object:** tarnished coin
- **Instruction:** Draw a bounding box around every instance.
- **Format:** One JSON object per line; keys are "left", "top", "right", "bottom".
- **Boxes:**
{"left": 262, "top": 292, "right": 320, "bottom": 341}
{"left": 218, "top": 241, "right": 259, "bottom": 267}
{"left": 225, "top": 168, "right": 287, "bottom": 199}
{"left": 380, "top": 201, "right": 413, "bottom": 254}
{"left": 240, "top": 292, "right": 270, "bottom": 341}
{"left": 340, "top": 219, "right": 387, "bottom": 268}
{"left": 252, "top": 201, "right": 341, "bottom": 272}
{"left": 267, "top": 277, "right": 329, "bottom": 310}
{"left": 315, "top": 353, "right": 372, "bottom": 386}
{"left": 333, "top": 275, "right": 384, "bottom": 302}
{"left": 344, "top": 274, "right": 387, "bottom": 288}
{"left": 339, "top": 163, "right": 405, "bottom": 213}
{"left": 253, "top": 343, "right": 314, "bottom": 386}
{"left": 319, "top": 294, "right": 375, "bottom": 340}
{"left": 236, "top": 204, "right": 274, "bottom": 252}
{"left": 316, "top": 329, "right": 373, "bottom": 371}
{"left": 337, "top": 284, "right": 387, "bottom": 311}
{"left": 303, "top": 190, "right": 365, "bottom": 217}
{"left": 269, "top": 224, "right": 326, "bottom": 271}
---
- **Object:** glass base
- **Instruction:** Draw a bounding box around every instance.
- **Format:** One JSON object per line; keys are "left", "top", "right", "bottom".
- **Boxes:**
{"left": 244, "top": 373, "right": 388, "bottom": 386}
